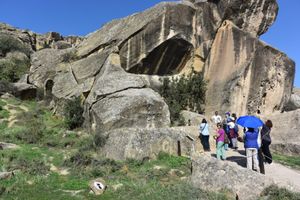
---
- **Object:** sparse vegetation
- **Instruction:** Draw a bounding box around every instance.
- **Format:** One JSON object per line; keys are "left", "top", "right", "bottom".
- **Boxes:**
{"left": 273, "top": 153, "right": 300, "bottom": 170}
{"left": 0, "top": 96, "right": 298, "bottom": 200}
{"left": 63, "top": 96, "right": 84, "bottom": 130}
{"left": 260, "top": 185, "right": 300, "bottom": 200}
{"left": 0, "top": 57, "right": 30, "bottom": 82}
{"left": 0, "top": 33, "right": 31, "bottom": 57}
{"left": 62, "top": 50, "right": 78, "bottom": 63}
{"left": 159, "top": 70, "right": 207, "bottom": 125}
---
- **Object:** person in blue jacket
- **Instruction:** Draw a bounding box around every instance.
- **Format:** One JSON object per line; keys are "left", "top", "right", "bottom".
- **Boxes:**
{"left": 244, "top": 127, "right": 261, "bottom": 172}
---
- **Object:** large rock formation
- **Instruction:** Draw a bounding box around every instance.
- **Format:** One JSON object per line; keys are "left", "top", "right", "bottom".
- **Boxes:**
{"left": 1, "top": 0, "right": 295, "bottom": 133}
{"left": 0, "top": 23, "right": 82, "bottom": 51}
{"left": 191, "top": 155, "right": 274, "bottom": 200}
{"left": 204, "top": 20, "right": 295, "bottom": 116}
{"left": 267, "top": 110, "right": 300, "bottom": 156}
{"left": 102, "top": 127, "right": 197, "bottom": 160}
{"left": 284, "top": 88, "right": 300, "bottom": 111}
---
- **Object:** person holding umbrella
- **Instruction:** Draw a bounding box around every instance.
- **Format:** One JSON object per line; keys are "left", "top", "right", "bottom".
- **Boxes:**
{"left": 237, "top": 116, "right": 263, "bottom": 172}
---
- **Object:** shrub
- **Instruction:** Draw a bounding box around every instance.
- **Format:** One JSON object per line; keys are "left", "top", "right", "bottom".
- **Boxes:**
{"left": 15, "top": 109, "right": 46, "bottom": 144}
{"left": 0, "top": 57, "right": 30, "bottom": 82}
{"left": 0, "top": 33, "right": 31, "bottom": 56}
{"left": 260, "top": 185, "right": 300, "bottom": 200}
{"left": 64, "top": 151, "right": 93, "bottom": 167}
{"left": 94, "top": 130, "right": 108, "bottom": 148}
{"left": 159, "top": 70, "right": 207, "bottom": 125}
{"left": 63, "top": 97, "right": 84, "bottom": 130}
{"left": 61, "top": 50, "right": 78, "bottom": 63}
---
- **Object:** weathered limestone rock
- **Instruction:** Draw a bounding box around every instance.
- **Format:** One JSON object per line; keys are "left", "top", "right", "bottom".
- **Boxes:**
{"left": 12, "top": 82, "right": 37, "bottom": 100}
{"left": 204, "top": 21, "right": 295, "bottom": 116}
{"left": 29, "top": 48, "right": 73, "bottom": 88}
{"left": 284, "top": 88, "right": 300, "bottom": 111}
{"left": 0, "top": 142, "right": 20, "bottom": 150}
{"left": 90, "top": 88, "right": 170, "bottom": 132}
{"left": 77, "top": 2, "right": 222, "bottom": 74}
{"left": 267, "top": 110, "right": 300, "bottom": 156}
{"left": 0, "top": 172, "right": 14, "bottom": 180}
{"left": 180, "top": 110, "right": 205, "bottom": 126}
{"left": 24, "top": 0, "right": 292, "bottom": 134}
{"left": 0, "top": 23, "right": 82, "bottom": 52}
{"left": 102, "top": 127, "right": 195, "bottom": 160}
{"left": 212, "top": 0, "right": 278, "bottom": 36}
{"left": 191, "top": 155, "right": 274, "bottom": 200}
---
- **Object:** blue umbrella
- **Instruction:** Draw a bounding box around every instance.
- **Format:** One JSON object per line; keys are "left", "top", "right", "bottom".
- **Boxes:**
{"left": 236, "top": 115, "right": 264, "bottom": 128}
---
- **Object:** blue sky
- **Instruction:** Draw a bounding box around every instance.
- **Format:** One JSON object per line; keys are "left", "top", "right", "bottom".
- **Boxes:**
{"left": 0, "top": 0, "right": 298, "bottom": 87}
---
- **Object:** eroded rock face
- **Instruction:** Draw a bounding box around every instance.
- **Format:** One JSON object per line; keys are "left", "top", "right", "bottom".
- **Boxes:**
{"left": 102, "top": 127, "right": 195, "bottom": 160}
{"left": 191, "top": 155, "right": 274, "bottom": 200}
{"left": 267, "top": 110, "right": 300, "bottom": 156}
{"left": 24, "top": 0, "right": 294, "bottom": 133}
{"left": 212, "top": 0, "right": 278, "bottom": 36}
{"left": 204, "top": 21, "right": 295, "bottom": 116}
{"left": 284, "top": 88, "right": 300, "bottom": 111}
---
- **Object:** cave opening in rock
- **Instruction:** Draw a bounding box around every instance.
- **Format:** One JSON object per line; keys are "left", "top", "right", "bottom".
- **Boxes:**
{"left": 44, "top": 79, "right": 54, "bottom": 101}
{"left": 127, "top": 38, "right": 193, "bottom": 75}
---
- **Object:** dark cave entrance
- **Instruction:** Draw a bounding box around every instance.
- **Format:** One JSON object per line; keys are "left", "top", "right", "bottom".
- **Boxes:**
{"left": 127, "top": 38, "right": 193, "bottom": 75}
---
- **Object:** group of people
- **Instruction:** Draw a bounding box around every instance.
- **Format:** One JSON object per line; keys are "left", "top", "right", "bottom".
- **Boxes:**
{"left": 199, "top": 111, "right": 273, "bottom": 174}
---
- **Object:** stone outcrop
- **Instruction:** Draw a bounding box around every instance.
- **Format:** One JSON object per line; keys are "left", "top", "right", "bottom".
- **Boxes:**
{"left": 4, "top": 0, "right": 292, "bottom": 132}
{"left": 267, "top": 110, "right": 300, "bottom": 156}
{"left": 204, "top": 21, "right": 295, "bottom": 116}
{"left": 101, "top": 127, "right": 196, "bottom": 160}
{"left": 191, "top": 155, "right": 274, "bottom": 200}
{"left": 180, "top": 110, "right": 205, "bottom": 126}
{"left": 284, "top": 88, "right": 300, "bottom": 111}
{"left": 12, "top": 82, "right": 37, "bottom": 100}
{"left": 0, "top": 23, "right": 82, "bottom": 51}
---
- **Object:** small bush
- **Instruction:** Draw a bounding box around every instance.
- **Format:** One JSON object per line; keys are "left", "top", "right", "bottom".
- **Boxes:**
{"left": 63, "top": 97, "right": 84, "bottom": 130}
{"left": 94, "top": 131, "right": 108, "bottom": 148}
{"left": 15, "top": 108, "right": 46, "bottom": 144}
{"left": 0, "top": 33, "right": 31, "bottom": 56}
{"left": 61, "top": 51, "right": 78, "bottom": 63}
{"left": 0, "top": 57, "right": 30, "bottom": 82}
{"left": 159, "top": 70, "right": 207, "bottom": 125}
{"left": 64, "top": 151, "right": 93, "bottom": 167}
{"left": 15, "top": 158, "right": 50, "bottom": 175}
{"left": 260, "top": 185, "right": 300, "bottom": 200}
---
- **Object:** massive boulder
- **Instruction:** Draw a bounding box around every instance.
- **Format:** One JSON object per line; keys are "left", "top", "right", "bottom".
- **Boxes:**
{"left": 84, "top": 53, "right": 170, "bottom": 131}
{"left": 191, "top": 155, "right": 274, "bottom": 200}
{"left": 25, "top": 0, "right": 294, "bottom": 132}
{"left": 284, "top": 88, "right": 300, "bottom": 111}
{"left": 204, "top": 21, "right": 295, "bottom": 116}
{"left": 101, "top": 127, "right": 197, "bottom": 160}
{"left": 267, "top": 110, "right": 300, "bottom": 156}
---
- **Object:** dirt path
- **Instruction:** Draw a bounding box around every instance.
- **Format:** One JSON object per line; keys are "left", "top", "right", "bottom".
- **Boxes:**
{"left": 2, "top": 100, "right": 29, "bottom": 127}
{"left": 207, "top": 146, "right": 300, "bottom": 193}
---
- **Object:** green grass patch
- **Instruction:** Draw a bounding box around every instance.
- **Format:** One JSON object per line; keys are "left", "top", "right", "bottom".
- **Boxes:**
{"left": 273, "top": 153, "right": 300, "bottom": 170}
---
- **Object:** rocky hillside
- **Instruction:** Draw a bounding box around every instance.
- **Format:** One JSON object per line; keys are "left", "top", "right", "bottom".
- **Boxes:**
{"left": 1, "top": 0, "right": 300, "bottom": 198}
{"left": 24, "top": 0, "right": 294, "bottom": 131}
{"left": 0, "top": 0, "right": 298, "bottom": 156}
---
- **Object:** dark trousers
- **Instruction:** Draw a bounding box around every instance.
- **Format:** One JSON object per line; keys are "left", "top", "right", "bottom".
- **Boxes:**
{"left": 262, "top": 141, "right": 272, "bottom": 164}
{"left": 200, "top": 135, "right": 210, "bottom": 151}
{"left": 258, "top": 148, "right": 265, "bottom": 174}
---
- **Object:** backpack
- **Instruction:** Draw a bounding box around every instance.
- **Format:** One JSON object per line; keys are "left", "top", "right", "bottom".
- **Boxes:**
{"left": 224, "top": 134, "right": 229, "bottom": 144}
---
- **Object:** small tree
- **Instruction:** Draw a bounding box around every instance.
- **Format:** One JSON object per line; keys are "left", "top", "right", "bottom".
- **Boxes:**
{"left": 64, "top": 97, "right": 84, "bottom": 130}
{"left": 159, "top": 70, "right": 207, "bottom": 125}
